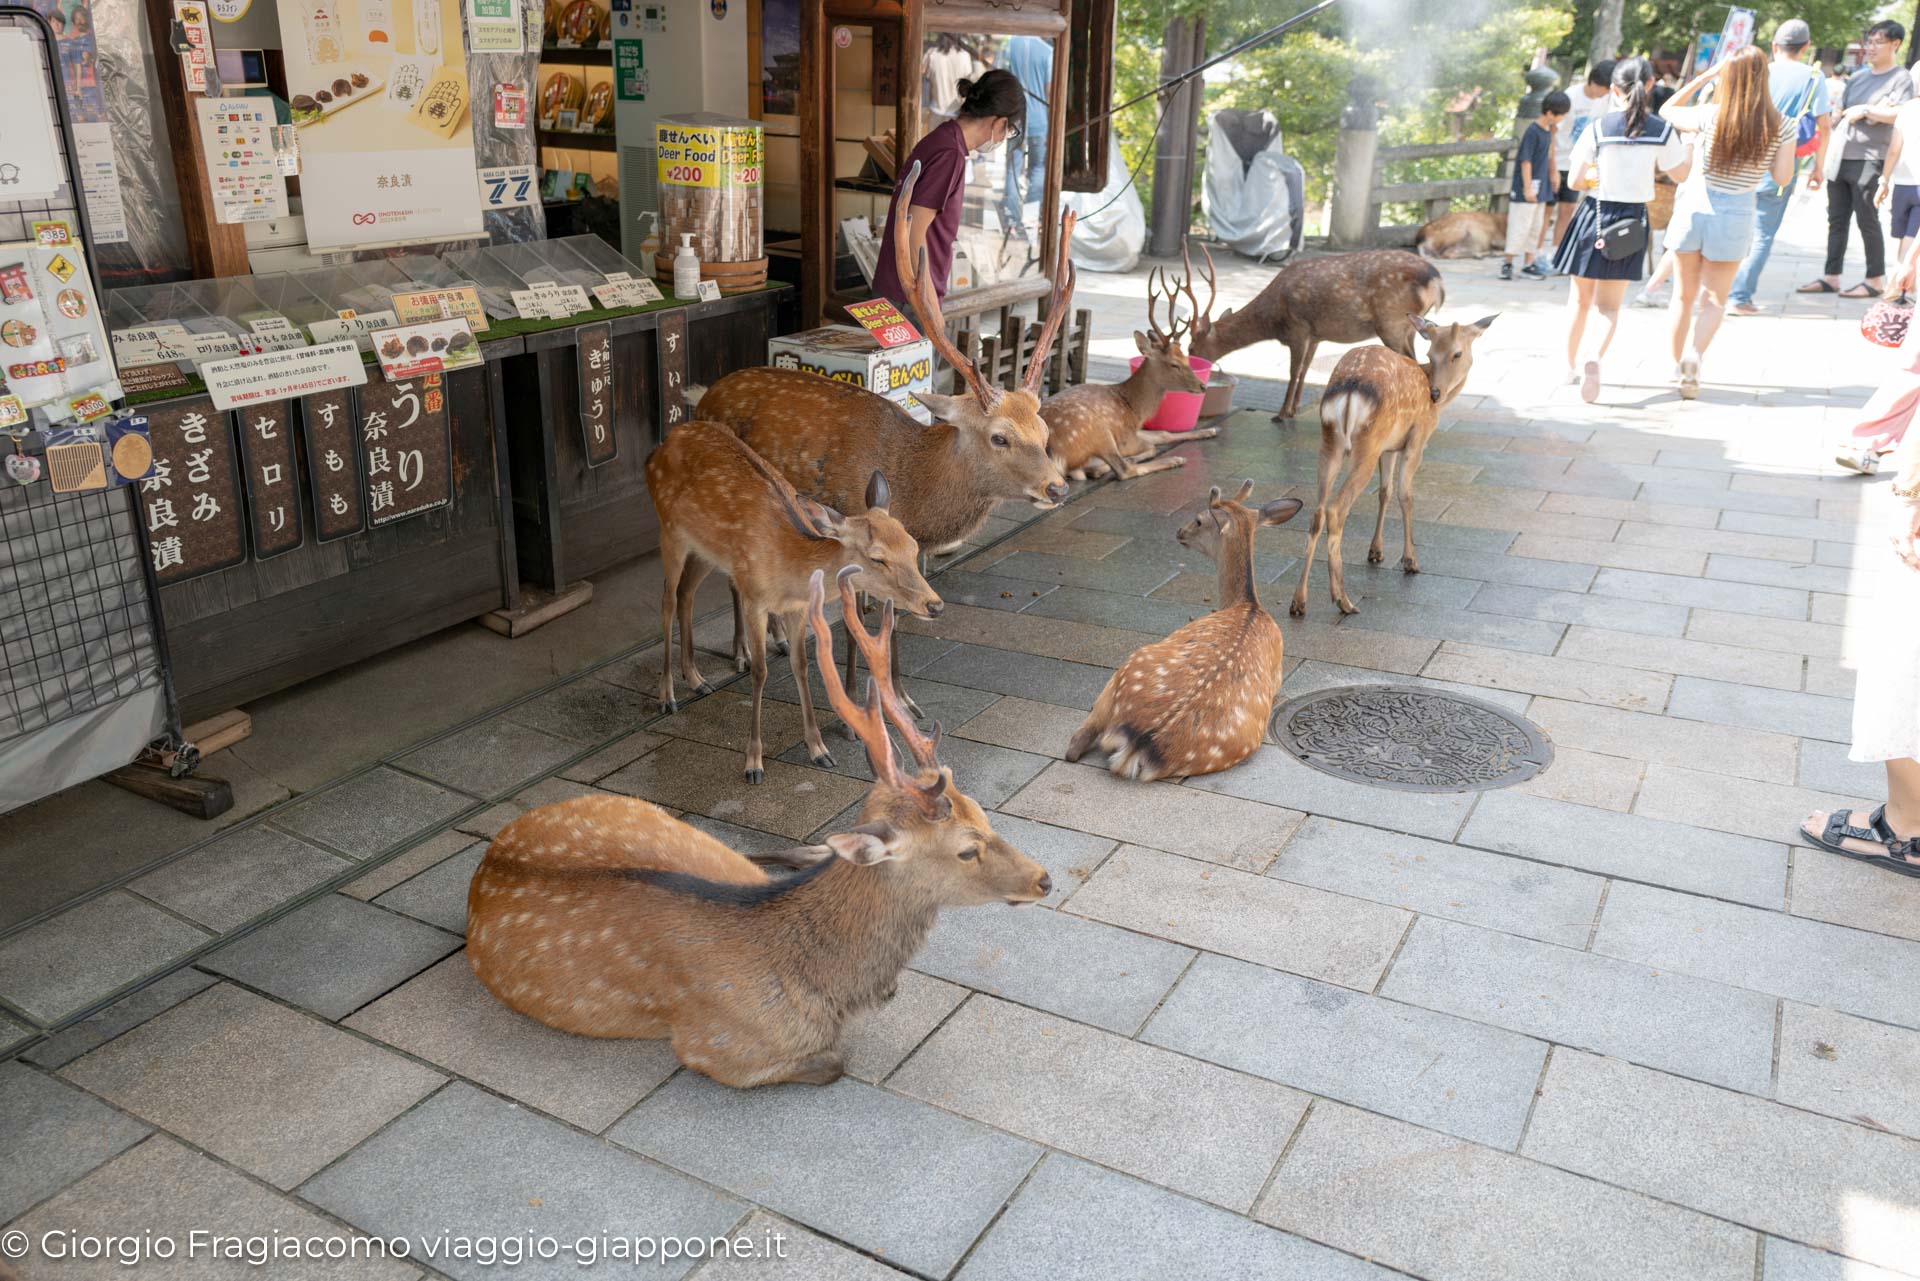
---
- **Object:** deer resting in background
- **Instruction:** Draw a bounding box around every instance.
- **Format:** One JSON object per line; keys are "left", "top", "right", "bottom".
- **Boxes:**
{"left": 1068, "top": 482, "right": 1301, "bottom": 782}
{"left": 467, "top": 567, "right": 1051, "bottom": 1090}
{"left": 646, "top": 422, "right": 941, "bottom": 782}
{"left": 690, "top": 160, "right": 1074, "bottom": 714}
{"left": 1187, "top": 248, "right": 1446, "bottom": 422}
{"left": 1291, "top": 313, "right": 1496, "bottom": 619}
{"left": 1042, "top": 243, "right": 1215, "bottom": 482}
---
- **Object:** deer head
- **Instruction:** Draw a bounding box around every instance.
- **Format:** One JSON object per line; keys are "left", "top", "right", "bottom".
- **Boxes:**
{"left": 1409, "top": 313, "right": 1497, "bottom": 405}
{"left": 1176, "top": 480, "right": 1302, "bottom": 562}
{"left": 893, "top": 161, "right": 1072, "bottom": 510}
{"left": 807, "top": 566, "right": 1050, "bottom": 905}
{"left": 1136, "top": 245, "right": 1211, "bottom": 396}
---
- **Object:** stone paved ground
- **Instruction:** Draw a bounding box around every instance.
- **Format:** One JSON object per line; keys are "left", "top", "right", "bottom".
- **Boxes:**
{"left": 3, "top": 200, "right": 1920, "bottom": 1279}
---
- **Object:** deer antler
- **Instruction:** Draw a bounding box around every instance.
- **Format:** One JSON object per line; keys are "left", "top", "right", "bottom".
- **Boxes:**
{"left": 808, "top": 568, "right": 945, "bottom": 814}
{"left": 1146, "top": 266, "right": 1170, "bottom": 343}
{"left": 1148, "top": 263, "right": 1193, "bottom": 345}
{"left": 1179, "top": 238, "right": 1217, "bottom": 340}
{"left": 1021, "top": 208, "right": 1078, "bottom": 395}
{"left": 893, "top": 161, "right": 1000, "bottom": 413}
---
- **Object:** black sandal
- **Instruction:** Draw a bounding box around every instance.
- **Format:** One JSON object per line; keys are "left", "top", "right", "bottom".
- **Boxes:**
{"left": 1800, "top": 805, "right": 1920, "bottom": 878}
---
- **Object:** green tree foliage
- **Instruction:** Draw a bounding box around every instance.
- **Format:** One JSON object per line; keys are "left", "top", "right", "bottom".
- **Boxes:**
{"left": 1559, "top": 1, "right": 1881, "bottom": 65}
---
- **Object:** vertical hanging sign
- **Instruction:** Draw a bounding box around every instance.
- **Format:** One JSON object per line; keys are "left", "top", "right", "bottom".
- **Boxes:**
{"left": 236, "top": 400, "right": 305, "bottom": 558}
{"left": 173, "top": 1, "right": 214, "bottom": 93}
{"left": 301, "top": 388, "right": 366, "bottom": 541}
{"left": 576, "top": 322, "right": 616, "bottom": 466}
{"left": 142, "top": 399, "right": 248, "bottom": 584}
{"left": 656, "top": 309, "right": 687, "bottom": 432}
{"left": 360, "top": 373, "right": 453, "bottom": 525}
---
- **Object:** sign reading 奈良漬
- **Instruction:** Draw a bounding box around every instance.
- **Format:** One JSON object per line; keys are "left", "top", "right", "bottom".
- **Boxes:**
{"left": 361, "top": 374, "right": 453, "bottom": 526}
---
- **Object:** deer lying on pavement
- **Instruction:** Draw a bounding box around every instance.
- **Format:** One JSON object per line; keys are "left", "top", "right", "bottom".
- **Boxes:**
{"left": 468, "top": 567, "right": 1050, "bottom": 1089}
{"left": 1068, "top": 482, "right": 1301, "bottom": 781}
{"left": 645, "top": 421, "right": 940, "bottom": 782}
{"left": 690, "top": 160, "right": 1074, "bottom": 712}
{"left": 1043, "top": 243, "right": 1215, "bottom": 482}
{"left": 1187, "top": 248, "right": 1446, "bottom": 421}
{"left": 1291, "top": 313, "right": 1496, "bottom": 619}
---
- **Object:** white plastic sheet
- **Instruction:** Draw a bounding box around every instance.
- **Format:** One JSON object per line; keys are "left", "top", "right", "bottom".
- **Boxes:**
{"left": 1202, "top": 110, "right": 1303, "bottom": 263}
{"left": 1063, "top": 146, "right": 1146, "bottom": 274}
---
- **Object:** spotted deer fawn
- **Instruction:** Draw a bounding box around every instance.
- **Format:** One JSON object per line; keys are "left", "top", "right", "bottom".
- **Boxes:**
{"left": 645, "top": 421, "right": 940, "bottom": 782}
{"left": 1188, "top": 249, "right": 1446, "bottom": 420}
{"left": 1068, "top": 482, "right": 1301, "bottom": 781}
{"left": 468, "top": 567, "right": 1050, "bottom": 1089}
{"left": 1043, "top": 242, "right": 1215, "bottom": 482}
{"left": 691, "top": 160, "right": 1074, "bottom": 711}
{"left": 1291, "top": 314, "right": 1496, "bottom": 619}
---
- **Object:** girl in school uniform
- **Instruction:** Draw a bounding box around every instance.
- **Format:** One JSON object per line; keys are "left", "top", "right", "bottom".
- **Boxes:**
{"left": 1555, "top": 57, "right": 1692, "bottom": 403}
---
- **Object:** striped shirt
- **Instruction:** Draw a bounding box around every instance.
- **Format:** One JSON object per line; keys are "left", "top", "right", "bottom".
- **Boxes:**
{"left": 1666, "top": 103, "right": 1795, "bottom": 193}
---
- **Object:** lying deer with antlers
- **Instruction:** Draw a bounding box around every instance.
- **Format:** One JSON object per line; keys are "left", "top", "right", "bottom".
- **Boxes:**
{"left": 468, "top": 567, "right": 1050, "bottom": 1089}
{"left": 691, "top": 160, "right": 1074, "bottom": 712}
{"left": 646, "top": 422, "right": 940, "bottom": 782}
{"left": 1042, "top": 247, "right": 1214, "bottom": 482}
{"left": 1187, "top": 248, "right": 1446, "bottom": 422}
{"left": 1068, "top": 482, "right": 1301, "bottom": 781}
{"left": 1292, "top": 313, "right": 1496, "bottom": 619}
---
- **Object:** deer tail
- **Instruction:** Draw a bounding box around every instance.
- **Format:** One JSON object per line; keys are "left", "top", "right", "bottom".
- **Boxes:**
{"left": 683, "top": 383, "right": 708, "bottom": 408}
{"left": 1099, "top": 725, "right": 1164, "bottom": 782}
{"left": 1419, "top": 262, "right": 1446, "bottom": 315}
{"left": 1321, "top": 376, "right": 1374, "bottom": 451}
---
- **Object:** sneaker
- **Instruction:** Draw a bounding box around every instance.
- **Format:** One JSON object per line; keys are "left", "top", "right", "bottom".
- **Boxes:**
{"left": 1499, "top": 262, "right": 1514, "bottom": 280}
{"left": 1678, "top": 353, "right": 1700, "bottom": 400}
{"left": 1837, "top": 446, "right": 1885, "bottom": 474}
{"left": 1634, "top": 290, "right": 1668, "bottom": 308}
{"left": 1580, "top": 360, "right": 1601, "bottom": 403}
{"left": 1727, "top": 301, "right": 1763, "bottom": 316}
{"left": 1519, "top": 262, "right": 1547, "bottom": 280}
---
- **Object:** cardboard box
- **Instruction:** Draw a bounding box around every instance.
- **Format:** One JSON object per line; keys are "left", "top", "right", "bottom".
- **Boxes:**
{"left": 767, "top": 325, "right": 933, "bottom": 424}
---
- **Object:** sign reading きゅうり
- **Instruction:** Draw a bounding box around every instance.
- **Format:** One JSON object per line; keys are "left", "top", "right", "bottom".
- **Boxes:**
{"left": 278, "top": 0, "right": 483, "bottom": 252}
{"left": 576, "top": 321, "right": 616, "bottom": 467}
{"left": 844, "top": 298, "right": 922, "bottom": 349}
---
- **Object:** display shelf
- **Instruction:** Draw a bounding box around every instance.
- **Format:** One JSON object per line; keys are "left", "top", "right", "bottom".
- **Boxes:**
{"left": 538, "top": 128, "right": 616, "bottom": 153}
{"left": 540, "top": 44, "right": 611, "bottom": 64}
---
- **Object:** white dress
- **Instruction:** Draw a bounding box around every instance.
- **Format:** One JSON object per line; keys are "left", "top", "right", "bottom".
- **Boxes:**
{"left": 1850, "top": 534, "right": 1920, "bottom": 763}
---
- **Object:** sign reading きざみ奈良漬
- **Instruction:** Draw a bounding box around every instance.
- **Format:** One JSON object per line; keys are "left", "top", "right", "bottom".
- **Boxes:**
{"left": 277, "top": 0, "right": 483, "bottom": 252}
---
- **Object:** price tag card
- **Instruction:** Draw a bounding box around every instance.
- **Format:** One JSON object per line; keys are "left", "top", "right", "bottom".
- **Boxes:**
{"left": 509, "top": 288, "right": 562, "bottom": 321}
{"left": 391, "top": 286, "right": 491, "bottom": 333}
{"left": 592, "top": 272, "right": 663, "bottom": 309}
{"left": 187, "top": 332, "right": 244, "bottom": 367}
{"left": 694, "top": 280, "right": 721, "bottom": 303}
{"left": 112, "top": 322, "right": 195, "bottom": 368}
{"left": 845, "top": 297, "right": 923, "bottom": 349}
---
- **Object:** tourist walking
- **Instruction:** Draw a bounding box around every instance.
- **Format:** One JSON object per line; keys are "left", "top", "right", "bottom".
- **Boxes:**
{"left": 1659, "top": 47, "right": 1796, "bottom": 397}
{"left": 1549, "top": 60, "right": 1615, "bottom": 252}
{"left": 1727, "top": 19, "right": 1831, "bottom": 315}
{"left": 1799, "top": 19, "right": 1913, "bottom": 298}
{"left": 1502, "top": 91, "right": 1567, "bottom": 280}
{"left": 1873, "top": 89, "right": 1920, "bottom": 282}
{"left": 997, "top": 34, "right": 1052, "bottom": 243}
{"left": 1554, "top": 58, "right": 1690, "bottom": 403}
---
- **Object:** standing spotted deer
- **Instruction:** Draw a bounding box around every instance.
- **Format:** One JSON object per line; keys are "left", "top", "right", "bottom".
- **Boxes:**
{"left": 1187, "top": 248, "right": 1446, "bottom": 421}
{"left": 645, "top": 421, "right": 940, "bottom": 782}
{"left": 1042, "top": 246, "right": 1215, "bottom": 482}
{"left": 1292, "top": 314, "right": 1496, "bottom": 619}
{"left": 1068, "top": 482, "right": 1302, "bottom": 782}
{"left": 467, "top": 567, "right": 1051, "bottom": 1089}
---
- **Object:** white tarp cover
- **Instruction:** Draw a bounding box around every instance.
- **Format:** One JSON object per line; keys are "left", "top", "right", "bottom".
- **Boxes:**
{"left": 1203, "top": 109, "right": 1304, "bottom": 262}
{"left": 1064, "top": 147, "right": 1146, "bottom": 273}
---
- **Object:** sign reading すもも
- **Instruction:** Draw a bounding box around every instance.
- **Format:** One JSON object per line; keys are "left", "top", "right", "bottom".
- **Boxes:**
{"left": 302, "top": 388, "right": 367, "bottom": 542}
{"left": 360, "top": 374, "right": 453, "bottom": 526}
{"left": 141, "top": 399, "right": 248, "bottom": 584}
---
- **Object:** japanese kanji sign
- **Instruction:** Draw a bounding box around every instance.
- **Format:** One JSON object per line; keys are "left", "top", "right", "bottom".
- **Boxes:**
{"left": 236, "top": 400, "right": 305, "bottom": 559}
{"left": 577, "top": 322, "right": 617, "bottom": 468}
{"left": 360, "top": 373, "right": 453, "bottom": 527}
{"left": 301, "top": 388, "right": 366, "bottom": 543}
{"left": 141, "top": 398, "right": 247, "bottom": 585}
{"left": 845, "top": 298, "right": 923, "bottom": 349}
{"left": 656, "top": 309, "right": 688, "bottom": 433}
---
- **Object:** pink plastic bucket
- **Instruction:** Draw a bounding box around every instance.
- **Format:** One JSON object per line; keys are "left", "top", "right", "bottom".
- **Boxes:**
{"left": 1129, "top": 355, "right": 1214, "bottom": 432}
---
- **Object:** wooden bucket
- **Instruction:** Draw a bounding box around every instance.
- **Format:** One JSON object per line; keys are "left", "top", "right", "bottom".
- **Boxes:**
{"left": 653, "top": 255, "right": 769, "bottom": 294}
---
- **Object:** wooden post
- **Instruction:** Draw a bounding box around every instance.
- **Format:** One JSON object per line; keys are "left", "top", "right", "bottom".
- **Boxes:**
{"left": 142, "top": 0, "right": 249, "bottom": 278}
{"left": 1329, "top": 81, "right": 1380, "bottom": 250}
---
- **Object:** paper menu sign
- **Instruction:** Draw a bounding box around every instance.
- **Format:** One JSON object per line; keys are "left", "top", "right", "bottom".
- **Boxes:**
{"left": 369, "top": 318, "right": 481, "bottom": 378}
{"left": 0, "top": 31, "right": 67, "bottom": 200}
{"left": 197, "top": 98, "right": 291, "bottom": 224}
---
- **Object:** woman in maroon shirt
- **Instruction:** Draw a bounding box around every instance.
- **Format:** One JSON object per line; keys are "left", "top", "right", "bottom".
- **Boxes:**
{"left": 872, "top": 69, "right": 1028, "bottom": 309}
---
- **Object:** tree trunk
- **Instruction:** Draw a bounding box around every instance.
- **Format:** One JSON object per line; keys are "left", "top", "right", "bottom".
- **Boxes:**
{"left": 1589, "top": 0, "right": 1623, "bottom": 64}
{"left": 1147, "top": 14, "right": 1206, "bottom": 259}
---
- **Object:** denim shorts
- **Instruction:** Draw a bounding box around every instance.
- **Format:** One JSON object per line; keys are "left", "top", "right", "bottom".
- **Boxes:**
{"left": 1666, "top": 184, "right": 1758, "bottom": 262}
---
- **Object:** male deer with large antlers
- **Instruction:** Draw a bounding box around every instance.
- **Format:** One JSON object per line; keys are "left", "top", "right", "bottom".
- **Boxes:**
{"left": 1291, "top": 314, "right": 1496, "bottom": 619}
{"left": 1042, "top": 244, "right": 1215, "bottom": 482}
{"left": 1187, "top": 248, "right": 1446, "bottom": 421}
{"left": 690, "top": 160, "right": 1074, "bottom": 707}
{"left": 468, "top": 567, "right": 1050, "bottom": 1089}
{"left": 1068, "top": 482, "right": 1301, "bottom": 781}
{"left": 646, "top": 421, "right": 941, "bottom": 781}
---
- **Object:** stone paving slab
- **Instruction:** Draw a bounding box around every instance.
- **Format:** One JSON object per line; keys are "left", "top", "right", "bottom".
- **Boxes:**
{"left": 0, "top": 1061, "right": 150, "bottom": 1223}
{"left": 1341, "top": 597, "right": 1568, "bottom": 654}
{"left": 1588, "top": 565, "right": 1812, "bottom": 618}
{"left": 1460, "top": 791, "right": 1789, "bottom": 908}
{"left": 62, "top": 984, "right": 442, "bottom": 1190}
{"left": 1633, "top": 764, "right": 1873, "bottom": 844}
{"left": 1789, "top": 852, "right": 1920, "bottom": 944}
{"left": 344, "top": 954, "right": 677, "bottom": 1133}
{"left": 1005, "top": 762, "right": 1305, "bottom": 872}
{"left": 18, "top": 967, "right": 216, "bottom": 1070}
{"left": 1144, "top": 953, "right": 1546, "bottom": 1149}
{"left": 776, "top": 734, "right": 1050, "bottom": 810}
{"left": 1762, "top": 1236, "right": 1920, "bottom": 1281}
{"left": 1594, "top": 880, "right": 1920, "bottom": 1029}
{"left": 1267, "top": 817, "right": 1605, "bottom": 948}
{"left": 10, "top": 1135, "right": 422, "bottom": 1281}
{"left": 841, "top": 970, "right": 966, "bottom": 1083}
{"left": 952, "top": 695, "right": 1087, "bottom": 760}
{"left": 0, "top": 891, "right": 210, "bottom": 1026}
{"left": 271, "top": 766, "right": 475, "bottom": 860}
{"left": 1068, "top": 845, "right": 1408, "bottom": 989}
{"left": 1282, "top": 657, "right": 1532, "bottom": 712}
{"left": 1187, "top": 744, "right": 1478, "bottom": 843}
{"left": 1773, "top": 1002, "right": 1920, "bottom": 1142}
{"left": 557, "top": 729, "right": 668, "bottom": 784}
{"left": 1667, "top": 676, "right": 1855, "bottom": 742}
{"left": 977, "top": 812, "right": 1116, "bottom": 907}
{"left": 609, "top": 1074, "right": 1039, "bottom": 1279}
{"left": 1687, "top": 609, "right": 1849, "bottom": 660}
{"left": 911, "top": 898, "right": 1193, "bottom": 1034}
{"left": 1706, "top": 554, "right": 1855, "bottom": 594}
{"left": 599, "top": 737, "right": 871, "bottom": 840}
{"left": 893, "top": 997, "right": 1306, "bottom": 1211}
{"left": 394, "top": 716, "right": 583, "bottom": 801}
{"left": 1463, "top": 581, "right": 1689, "bottom": 637}
{"left": 198, "top": 894, "right": 461, "bottom": 1020}
{"left": 1510, "top": 744, "right": 1644, "bottom": 812}
{"left": 1558, "top": 625, "right": 1805, "bottom": 690}
{"left": 958, "top": 1154, "right": 1398, "bottom": 1281}
{"left": 1258, "top": 1099, "right": 1755, "bottom": 1281}
{"left": 128, "top": 827, "right": 351, "bottom": 932}
{"left": 1417, "top": 641, "right": 1671, "bottom": 711}
{"left": 1381, "top": 916, "right": 1776, "bottom": 1093}
{"left": 1523, "top": 1048, "right": 1920, "bottom": 1274}
{"left": 699, "top": 1211, "right": 914, "bottom": 1281}
{"left": 502, "top": 676, "right": 655, "bottom": 743}
{"left": 340, "top": 829, "right": 478, "bottom": 902}
{"left": 901, "top": 601, "right": 1160, "bottom": 668}
{"left": 914, "top": 643, "right": 1118, "bottom": 711}
{"left": 372, "top": 842, "right": 486, "bottom": 935}
{"left": 1526, "top": 696, "right": 1799, "bottom": 784}
{"left": 303, "top": 1082, "right": 744, "bottom": 1281}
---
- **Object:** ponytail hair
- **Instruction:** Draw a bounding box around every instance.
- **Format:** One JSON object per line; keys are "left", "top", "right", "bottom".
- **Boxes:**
{"left": 955, "top": 68, "right": 1027, "bottom": 135}
{"left": 1612, "top": 56, "right": 1654, "bottom": 137}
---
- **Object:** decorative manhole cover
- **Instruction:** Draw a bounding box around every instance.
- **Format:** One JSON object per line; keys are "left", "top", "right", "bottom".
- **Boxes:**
{"left": 1270, "top": 684, "right": 1553, "bottom": 793}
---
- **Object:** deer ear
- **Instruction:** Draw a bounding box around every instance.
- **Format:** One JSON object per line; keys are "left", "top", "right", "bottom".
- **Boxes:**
{"left": 1233, "top": 479, "right": 1255, "bottom": 503}
{"left": 1260, "top": 497, "right": 1305, "bottom": 527}
{"left": 865, "top": 470, "right": 891, "bottom": 512}
{"left": 1134, "top": 330, "right": 1153, "bottom": 354}
{"left": 1469, "top": 314, "right": 1499, "bottom": 334}
{"left": 807, "top": 501, "right": 848, "bottom": 537}
{"left": 915, "top": 391, "right": 967, "bottom": 423}
{"left": 823, "top": 821, "right": 903, "bottom": 865}
{"left": 1408, "top": 313, "right": 1439, "bottom": 339}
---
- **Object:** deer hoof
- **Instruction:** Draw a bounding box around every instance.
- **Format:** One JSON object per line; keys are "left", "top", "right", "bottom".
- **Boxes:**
{"left": 1288, "top": 599, "right": 1307, "bottom": 619}
{"left": 1170, "top": 456, "right": 1186, "bottom": 468}
{"left": 773, "top": 639, "right": 790, "bottom": 657}
{"left": 1402, "top": 558, "right": 1420, "bottom": 575}
{"left": 660, "top": 696, "right": 678, "bottom": 713}
{"left": 744, "top": 767, "right": 765, "bottom": 785}
{"left": 734, "top": 654, "right": 750, "bottom": 673}
{"left": 1367, "top": 546, "right": 1384, "bottom": 564}
{"left": 1337, "top": 598, "right": 1360, "bottom": 616}
{"left": 810, "top": 749, "right": 837, "bottom": 769}
{"left": 695, "top": 681, "right": 716, "bottom": 695}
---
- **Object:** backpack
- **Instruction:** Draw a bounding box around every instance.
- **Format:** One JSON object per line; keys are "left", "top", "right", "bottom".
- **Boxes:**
{"left": 1792, "top": 74, "right": 1821, "bottom": 158}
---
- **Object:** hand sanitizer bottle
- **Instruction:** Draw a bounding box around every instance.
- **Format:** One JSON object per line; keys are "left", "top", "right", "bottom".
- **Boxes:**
{"left": 673, "top": 233, "right": 701, "bottom": 300}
